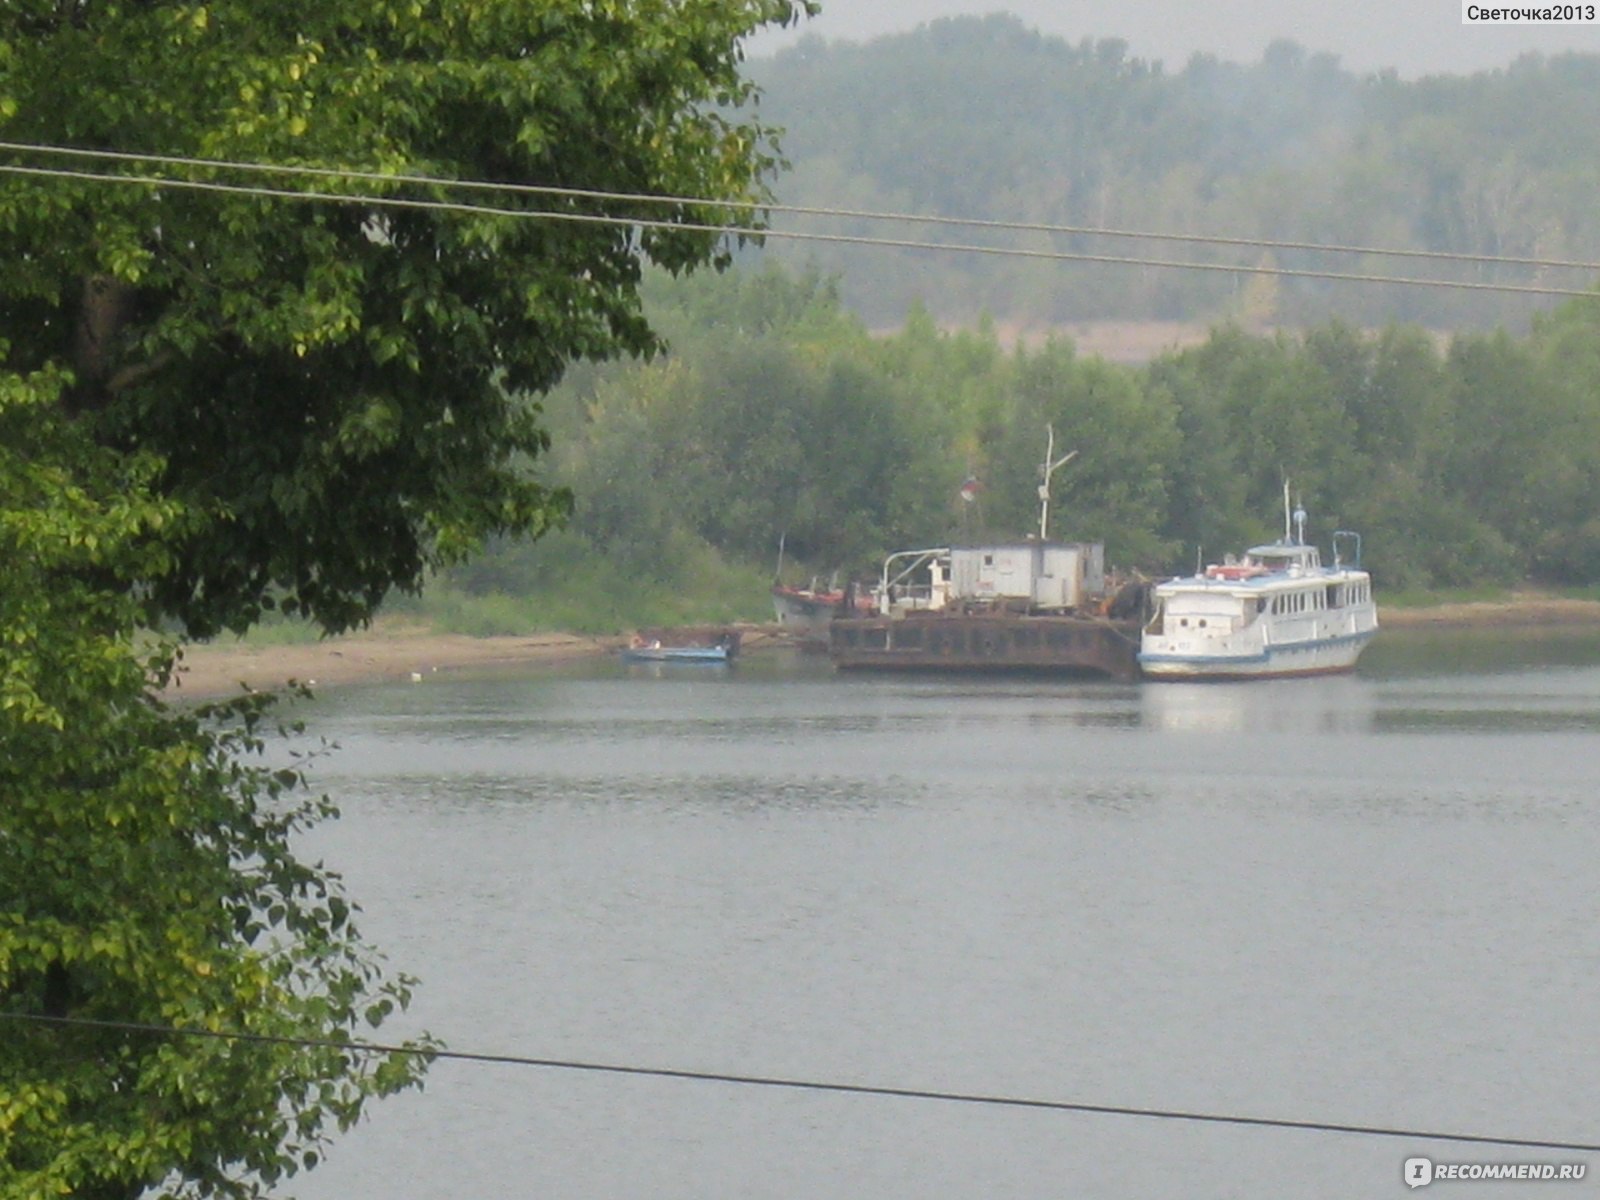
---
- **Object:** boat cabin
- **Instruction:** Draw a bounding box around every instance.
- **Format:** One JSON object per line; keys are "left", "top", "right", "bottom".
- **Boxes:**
{"left": 1242, "top": 542, "right": 1320, "bottom": 573}
{"left": 949, "top": 541, "right": 1104, "bottom": 611}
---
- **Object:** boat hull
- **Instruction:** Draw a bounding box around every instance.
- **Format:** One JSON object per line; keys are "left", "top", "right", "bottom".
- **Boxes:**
{"left": 771, "top": 586, "right": 842, "bottom": 649}
{"left": 620, "top": 645, "right": 731, "bottom": 664}
{"left": 830, "top": 612, "right": 1140, "bottom": 679}
{"left": 1138, "top": 628, "right": 1376, "bottom": 681}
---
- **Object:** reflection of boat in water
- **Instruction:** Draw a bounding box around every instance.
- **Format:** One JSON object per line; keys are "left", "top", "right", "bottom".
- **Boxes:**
{"left": 1138, "top": 490, "right": 1378, "bottom": 681}
{"left": 1138, "top": 674, "right": 1375, "bottom": 733}
{"left": 620, "top": 631, "right": 739, "bottom": 665}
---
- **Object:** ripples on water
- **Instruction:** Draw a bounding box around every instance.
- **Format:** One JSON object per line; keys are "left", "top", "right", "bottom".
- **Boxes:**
{"left": 289, "top": 627, "right": 1600, "bottom": 1200}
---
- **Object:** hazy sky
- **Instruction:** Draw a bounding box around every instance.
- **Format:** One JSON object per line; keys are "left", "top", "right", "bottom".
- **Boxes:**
{"left": 750, "top": 1, "right": 1600, "bottom": 76}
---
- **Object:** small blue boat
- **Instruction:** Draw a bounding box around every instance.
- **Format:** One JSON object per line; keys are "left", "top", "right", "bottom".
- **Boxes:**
{"left": 620, "top": 643, "right": 731, "bottom": 664}
{"left": 619, "top": 631, "right": 739, "bottom": 665}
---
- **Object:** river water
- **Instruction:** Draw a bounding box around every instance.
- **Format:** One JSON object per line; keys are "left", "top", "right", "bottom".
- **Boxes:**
{"left": 289, "top": 627, "right": 1600, "bottom": 1200}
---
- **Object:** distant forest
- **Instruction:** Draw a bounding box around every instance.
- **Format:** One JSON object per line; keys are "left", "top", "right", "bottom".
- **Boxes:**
{"left": 745, "top": 15, "right": 1600, "bottom": 331}
{"left": 418, "top": 264, "right": 1600, "bottom": 634}
{"left": 411, "top": 23, "right": 1600, "bottom": 633}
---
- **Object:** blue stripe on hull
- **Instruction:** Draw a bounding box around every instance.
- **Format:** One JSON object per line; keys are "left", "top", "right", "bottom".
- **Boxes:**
{"left": 1138, "top": 629, "right": 1375, "bottom": 678}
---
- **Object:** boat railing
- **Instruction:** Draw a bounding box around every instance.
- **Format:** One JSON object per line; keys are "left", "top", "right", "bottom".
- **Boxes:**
{"left": 876, "top": 547, "right": 951, "bottom": 614}
{"left": 1332, "top": 530, "right": 1362, "bottom": 569}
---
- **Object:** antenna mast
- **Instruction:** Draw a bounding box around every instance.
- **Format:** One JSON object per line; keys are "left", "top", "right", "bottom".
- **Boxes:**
{"left": 1037, "top": 425, "right": 1078, "bottom": 541}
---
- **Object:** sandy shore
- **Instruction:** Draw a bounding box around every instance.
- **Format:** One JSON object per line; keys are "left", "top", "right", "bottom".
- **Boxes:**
{"left": 164, "top": 594, "right": 1600, "bottom": 698}
{"left": 165, "top": 622, "right": 792, "bottom": 698}
{"left": 166, "top": 626, "right": 628, "bottom": 698}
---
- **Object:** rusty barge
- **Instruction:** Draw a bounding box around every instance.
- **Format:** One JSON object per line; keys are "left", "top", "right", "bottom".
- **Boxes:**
{"left": 828, "top": 541, "right": 1145, "bottom": 678}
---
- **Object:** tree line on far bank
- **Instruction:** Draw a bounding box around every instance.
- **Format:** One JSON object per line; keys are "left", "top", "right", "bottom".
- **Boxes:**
{"left": 747, "top": 16, "right": 1600, "bottom": 333}
{"left": 429, "top": 261, "right": 1600, "bottom": 632}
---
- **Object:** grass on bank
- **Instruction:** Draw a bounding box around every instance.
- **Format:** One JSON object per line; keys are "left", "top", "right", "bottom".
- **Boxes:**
{"left": 1379, "top": 583, "right": 1600, "bottom": 608}
{"left": 387, "top": 536, "right": 774, "bottom": 638}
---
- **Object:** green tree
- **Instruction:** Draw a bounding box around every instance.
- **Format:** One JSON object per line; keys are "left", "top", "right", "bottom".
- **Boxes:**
{"left": 985, "top": 339, "right": 1179, "bottom": 568}
{"left": 1, "top": 369, "right": 428, "bottom": 1197}
{"left": 0, "top": 1, "right": 813, "bottom": 1193}
{"left": 1526, "top": 298, "right": 1600, "bottom": 580}
{"left": 0, "top": 0, "right": 810, "bottom": 636}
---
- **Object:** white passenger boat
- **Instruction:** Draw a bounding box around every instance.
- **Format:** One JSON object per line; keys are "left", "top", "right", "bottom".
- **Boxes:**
{"left": 1137, "top": 495, "right": 1377, "bottom": 681}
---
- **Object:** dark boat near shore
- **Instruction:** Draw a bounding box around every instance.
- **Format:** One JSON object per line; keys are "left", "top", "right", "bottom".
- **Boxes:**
{"left": 771, "top": 579, "right": 874, "bottom": 649}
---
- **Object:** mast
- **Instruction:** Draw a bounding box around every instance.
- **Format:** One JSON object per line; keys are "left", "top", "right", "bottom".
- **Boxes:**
{"left": 1038, "top": 425, "right": 1078, "bottom": 541}
{"left": 1281, "top": 479, "right": 1307, "bottom": 546}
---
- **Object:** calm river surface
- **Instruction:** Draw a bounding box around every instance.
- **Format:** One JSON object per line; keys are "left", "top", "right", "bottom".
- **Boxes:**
{"left": 289, "top": 627, "right": 1600, "bottom": 1200}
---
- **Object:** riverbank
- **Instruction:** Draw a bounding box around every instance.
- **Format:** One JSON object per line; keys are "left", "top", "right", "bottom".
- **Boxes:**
{"left": 1377, "top": 592, "right": 1600, "bottom": 627}
{"left": 164, "top": 593, "right": 1600, "bottom": 697}
{"left": 165, "top": 626, "right": 625, "bottom": 698}
{"left": 165, "top": 621, "right": 789, "bottom": 698}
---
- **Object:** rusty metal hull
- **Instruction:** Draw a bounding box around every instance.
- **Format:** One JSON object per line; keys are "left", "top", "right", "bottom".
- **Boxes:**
{"left": 829, "top": 612, "right": 1140, "bottom": 679}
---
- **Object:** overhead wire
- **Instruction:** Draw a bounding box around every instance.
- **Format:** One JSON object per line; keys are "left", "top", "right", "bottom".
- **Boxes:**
{"left": 2, "top": 138, "right": 1598, "bottom": 274}
{"left": 0, "top": 158, "right": 1596, "bottom": 300}
{"left": 1, "top": 139, "right": 1596, "bottom": 1163}
{"left": 3, "top": 1012, "right": 1598, "bottom": 1154}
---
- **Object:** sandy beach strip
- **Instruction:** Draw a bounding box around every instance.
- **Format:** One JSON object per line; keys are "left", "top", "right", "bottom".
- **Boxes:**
{"left": 165, "top": 627, "right": 627, "bottom": 698}
{"left": 163, "top": 594, "right": 1600, "bottom": 698}
{"left": 164, "top": 622, "right": 794, "bottom": 698}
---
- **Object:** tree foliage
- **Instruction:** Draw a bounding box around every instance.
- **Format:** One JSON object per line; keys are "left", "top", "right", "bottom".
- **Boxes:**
{"left": 0, "top": 0, "right": 813, "bottom": 637}
{"left": 1, "top": 2, "right": 815, "bottom": 1194}
{"left": 444, "top": 262, "right": 1600, "bottom": 621}
{"left": 0, "top": 367, "right": 428, "bottom": 1197}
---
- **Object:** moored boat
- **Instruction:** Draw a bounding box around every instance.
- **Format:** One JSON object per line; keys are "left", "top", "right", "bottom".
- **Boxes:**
{"left": 620, "top": 631, "right": 740, "bottom": 665}
{"left": 828, "top": 541, "right": 1144, "bottom": 677}
{"left": 771, "top": 577, "right": 873, "bottom": 649}
{"left": 1137, "top": 493, "right": 1378, "bottom": 681}
{"left": 828, "top": 431, "right": 1145, "bottom": 678}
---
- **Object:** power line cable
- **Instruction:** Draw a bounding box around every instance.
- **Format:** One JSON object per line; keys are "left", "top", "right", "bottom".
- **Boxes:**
{"left": 4, "top": 1011, "right": 1598, "bottom": 1154}
{"left": 1, "top": 160, "right": 1596, "bottom": 300}
{"left": 3, "top": 138, "right": 1597, "bottom": 274}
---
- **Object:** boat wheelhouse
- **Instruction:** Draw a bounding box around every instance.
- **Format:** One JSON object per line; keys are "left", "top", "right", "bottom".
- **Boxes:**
{"left": 1138, "top": 503, "right": 1378, "bottom": 681}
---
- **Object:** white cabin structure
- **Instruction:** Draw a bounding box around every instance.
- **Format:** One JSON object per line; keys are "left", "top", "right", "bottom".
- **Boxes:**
{"left": 876, "top": 541, "right": 1107, "bottom": 616}
{"left": 1138, "top": 532, "right": 1377, "bottom": 680}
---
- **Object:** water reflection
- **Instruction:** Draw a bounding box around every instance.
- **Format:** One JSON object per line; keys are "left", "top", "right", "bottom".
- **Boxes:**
{"left": 1138, "top": 675, "right": 1375, "bottom": 735}
{"left": 1362, "top": 622, "right": 1600, "bottom": 678}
